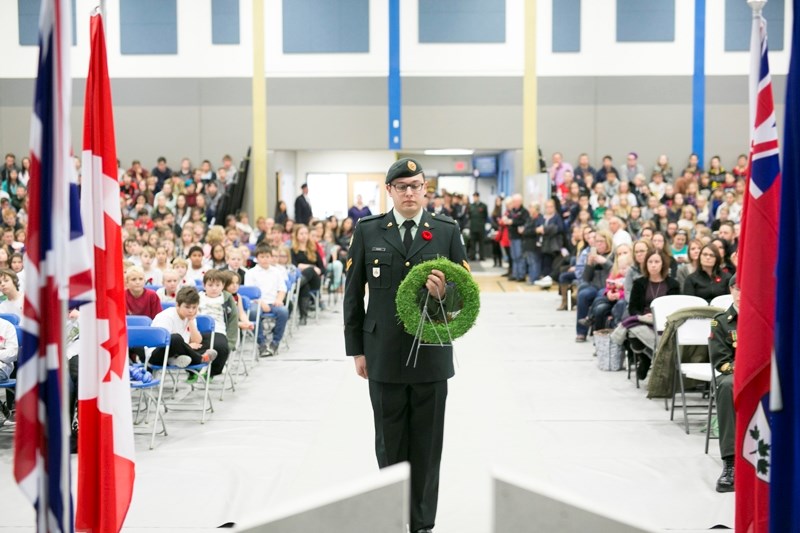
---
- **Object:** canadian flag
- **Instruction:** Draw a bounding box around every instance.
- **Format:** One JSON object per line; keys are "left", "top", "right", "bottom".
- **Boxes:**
{"left": 76, "top": 12, "right": 135, "bottom": 532}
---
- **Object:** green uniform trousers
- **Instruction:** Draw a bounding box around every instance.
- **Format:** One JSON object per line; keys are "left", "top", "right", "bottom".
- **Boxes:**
{"left": 715, "top": 373, "right": 735, "bottom": 459}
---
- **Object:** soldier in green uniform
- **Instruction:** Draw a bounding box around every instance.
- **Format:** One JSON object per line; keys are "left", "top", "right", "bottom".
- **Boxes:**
{"left": 708, "top": 274, "right": 739, "bottom": 493}
{"left": 343, "top": 158, "right": 470, "bottom": 533}
{"left": 467, "top": 192, "right": 488, "bottom": 261}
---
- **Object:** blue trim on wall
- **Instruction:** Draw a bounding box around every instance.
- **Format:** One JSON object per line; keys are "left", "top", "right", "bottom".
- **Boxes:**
{"left": 692, "top": 0, "right": 706, "bottom": 166}
{"left": 388, "top": 0, "right": 401, "bottom": 150}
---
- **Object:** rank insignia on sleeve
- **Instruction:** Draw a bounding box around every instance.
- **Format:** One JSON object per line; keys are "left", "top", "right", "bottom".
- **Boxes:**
{"left": 710, "top": 320, "right": 718, "bottom": 327}
{"left": 462, "top": 260, "right": 471, "bottom": 272}
{"left": 346, "top": 258, "right": 353, "bottom": 272}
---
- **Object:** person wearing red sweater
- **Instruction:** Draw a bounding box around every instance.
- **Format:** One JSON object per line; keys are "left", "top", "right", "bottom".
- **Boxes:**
{"left": 125, "top": 265, "right": 162, "bottom": 319}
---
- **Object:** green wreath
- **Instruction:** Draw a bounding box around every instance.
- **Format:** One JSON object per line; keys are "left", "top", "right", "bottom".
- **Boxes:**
{"left": 396, "top": 258, "right": 480, "bottom": 343}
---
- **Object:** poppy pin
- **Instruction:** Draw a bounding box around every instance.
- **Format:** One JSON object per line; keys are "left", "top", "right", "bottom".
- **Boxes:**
{"left": 421, "top": 230, "right": 433, "bottom": 241}
{"left": 715, "top": 277, "right": 721, "bottom": 283}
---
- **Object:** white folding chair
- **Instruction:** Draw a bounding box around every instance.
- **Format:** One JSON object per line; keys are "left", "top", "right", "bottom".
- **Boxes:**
{"left": 709, "top": 294, "right": 733, "bottom": 310}
{"left": 682, "top": 360, "right": 720, "bottom": 453}
{"left": 635, "top": 295, "right": 707, "bottom": 391}
{"left": 670, "top": 318, "right": 713, "bottom": 434}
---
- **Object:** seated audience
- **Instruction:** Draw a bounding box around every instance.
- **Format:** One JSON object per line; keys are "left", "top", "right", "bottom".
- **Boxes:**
{"left": 245, "top": 244, "right": 289, "bottom": 356}
{"left": 575, "top": 230, "right": 614, "bottom": 342}
{"left": 125, "top": 266, "right": 162, "bottom": 319}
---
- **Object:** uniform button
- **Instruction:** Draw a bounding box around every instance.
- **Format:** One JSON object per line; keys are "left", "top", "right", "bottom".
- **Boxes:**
{"left": 405, "top": 261, "right": 411, "bottom": 267}
{"left": 374, "top": 259, "right": 379, "bottom": 265}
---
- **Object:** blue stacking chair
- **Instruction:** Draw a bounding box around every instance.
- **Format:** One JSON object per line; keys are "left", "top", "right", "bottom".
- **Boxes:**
{"left": 148, "top": 315, "right": 216, "bottom": 424}
{"left": 144, "top": 284, "right": 162, "bottom": 292}
{"left": 161, "top": 301, "right": 175, "bottom": 310}
{"left": 128, "top": 325, "right": 171, "bottom": 449}
{"left": 238, "top": 285, "right": 262, "bottom": 362}
{"left": 126, "top": 315, "right": 152, "bottom": 327}
{"left": 0, "top": 313, "right": 20, "bottom": 326}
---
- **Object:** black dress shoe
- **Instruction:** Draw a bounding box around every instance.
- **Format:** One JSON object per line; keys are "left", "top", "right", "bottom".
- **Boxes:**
{"left": 716, "top": 458, "right": 735, "bottom": 493}
{"left": 414, "top": 529, "right": 433, "bottom": 533}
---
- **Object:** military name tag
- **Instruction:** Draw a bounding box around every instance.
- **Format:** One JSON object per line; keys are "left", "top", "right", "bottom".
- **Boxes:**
{"left": 372, "top": 267, "right": 381, "bottom": 278}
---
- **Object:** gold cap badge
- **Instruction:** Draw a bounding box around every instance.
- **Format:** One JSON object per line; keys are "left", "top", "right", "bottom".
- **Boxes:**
{"left": 408, "top": 161, "right": 417, "bottom": 172}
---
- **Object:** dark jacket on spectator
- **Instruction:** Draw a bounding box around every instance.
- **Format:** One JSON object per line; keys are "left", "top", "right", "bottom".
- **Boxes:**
{"left": 683, "top": 269, "right": 732, "bottom": 303}
{"left": 628, "top": 276, "right": 681, "bottom": 316}
{"left": 541, "top": 214, "right": 564, "bottom": 254}
{"left": 521, "top": 213, "right": 543, "bottom": 253}
{"left": 582, "top": 251, "right": 614, "bottom": 290}
{"left": 507, "top": 206, "right": 529, "bottom": 240}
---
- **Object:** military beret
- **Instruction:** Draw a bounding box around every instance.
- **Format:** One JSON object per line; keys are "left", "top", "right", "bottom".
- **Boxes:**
{"left": 729, "top": 274, "right": 737, "bottom": 288}
{"left": 386, "top": 158, "right": 423, "bottom": 184}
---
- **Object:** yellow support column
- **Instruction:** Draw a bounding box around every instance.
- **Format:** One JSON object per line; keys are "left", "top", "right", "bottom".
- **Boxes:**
{"left": 252, "top": 0, "right": 267, "bottom": 217}
{"left": 522, "top": 0, "right": 538, "bottom": 190}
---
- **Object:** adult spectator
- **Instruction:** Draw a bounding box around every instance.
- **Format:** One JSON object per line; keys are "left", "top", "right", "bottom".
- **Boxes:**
{"left": 534, "top": 199, "right": 565, "bottom": 287}
{"left": 467, "top": 192, "right": 488, "bottom": 261}
{"left": 557, "top": 227, "right": 593, "bottom": 311}
{"left": 580, "top": 243, "right": 632, "bottom": 330}
{"left": 620, "top": 152, "right": 645, "bottom": 182}
{"left": 575, "top": 230, "right": 613, "bottom": 342}
{"left": 626, "top": 249, "right": 681, "bottom": 378}
{"left": 290, "top": 224, "right": 323, "bottom": 325}
{"left": 652, "top": 154, "right": 674, "bottom": 183}
{"left": 708, "top": 275, "right": 739, "bottom": 493}
{"left": 177, "top": 158, "right": 193, "bottom": 181}
{"left": 611, "top": 181, "right": 638, "bottom": 208}
{"left": 520, "top": 203, "right": 544, "bottom": 284}
{"left": 503, "top": 194, "right": 529, "bottom": 282}
{"left": 623, "top": 239, "right": 654, "bottom": 307}
{"left": 683, "top": 153, "right": 702, "bottom": 176}
{"left": 604, "top": 172, "right": 621, "bottom": 198}
{"left": 718, "top": 220, "right": 738, "bottom": 252}
{"left": 450, "top": 194, "right": 469, "bottom": 232}
{"left": 732, "top": 154, "right": 748, "bottom": 180}
{"left": 274, "top": 200, "right": 289, "bottom": 225}
{"left": 683, "top": 243, "right": 731, "bottom": 303}
{"left": 573, "top": 153, "right": 596, "bottom": 182}
{"left": 204, "top": 180, "right": 223, "bottom": 222}
{"left": 595, "top": 155, "right": 618, "bottom": 184}
{"left": 294, "top": 183, "right": 313, "bottom": 225}
{"left": 676, "top": 238, "right": 702, "bottom": 288}
{"left": 490, "top": 196, "right": 505, "bottom": 268}
{"left": 18, "top": 156, "right": 31, "bottom": 186}
{"left": 549, "top": 152, "right": 574, "bottom": 188}
{"left": 631, "top": 174, "right": 651, "bottom": 207}
{"left": 708, "top": 155, "right": 727, "bottom": 188}
{"left": 347, "top": 194, "right": 372, "bottom": 222}
{"left": 609, "top": 216, "right": 632, "bottom": 249}
{"left": 151, "top": 157, "right": 172, "bottom": 190}
{"left": 1, "top": 154, "right": 18, "bottom": 184}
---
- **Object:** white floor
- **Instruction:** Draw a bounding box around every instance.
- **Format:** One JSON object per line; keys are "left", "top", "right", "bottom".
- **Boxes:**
{"left": 0, "top": 277, "right": 734, "bottom": 532}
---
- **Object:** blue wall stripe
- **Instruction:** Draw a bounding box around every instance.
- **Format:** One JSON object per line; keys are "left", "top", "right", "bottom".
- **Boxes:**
{"left": 692, "top": 0, "right": 706, "bottom": 166}
{"left": 388, "top": 0, "right": 401, "bottom": 150}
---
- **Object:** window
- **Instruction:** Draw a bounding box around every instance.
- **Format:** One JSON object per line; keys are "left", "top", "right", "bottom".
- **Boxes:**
{"left": 18, "top": 0, "right": 77, "bottom": 46}
{"left": 283, "top": 0, "right": 369, "bottom": 54}
{"left": 552, "top": 0, "right": 580, "bottom": 52}
{"left": 120, "top": 0, "right": 178, "bottom": 55}
{"left": 725, "top": 0, "right": 784, "bottom": 52}
{"left": 418, "top": 0, "right": 505, "bottom": 44}
{"left": 616, "top": 0, "right": 675, "bottom": 43}
{"left": 212, "top": 0, "right": 240, "bottom": 45}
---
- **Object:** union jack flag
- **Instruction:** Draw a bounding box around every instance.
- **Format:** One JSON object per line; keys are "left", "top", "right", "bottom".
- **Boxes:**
{"left": 13, "top": 1, "right": 92, "bottom": 531}
{"left": 734, "top": 11, "right": 781, "bottom": 533}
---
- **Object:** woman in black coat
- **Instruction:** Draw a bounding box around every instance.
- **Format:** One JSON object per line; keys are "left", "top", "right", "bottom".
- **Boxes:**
{"left": 628, "top": 250, "right": 681, "bottom": 317}
{"left": 683, "top": 243, "right": 732, "bottom": 303}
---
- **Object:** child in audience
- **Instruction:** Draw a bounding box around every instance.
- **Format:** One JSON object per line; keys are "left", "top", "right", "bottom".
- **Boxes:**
{"left": 155, "top": 245, "right": 170, "bottom": 272}
{"left": 148, "top": 286, "right": 219, "bottom": 372}
{"left": 185, "top": 245, "right": 207, "bottom": 285}
{"left": 123, "top": 238, "right": 142, "bottom": 265}
{"left": 0, "top": 269, "right": 23, "bottom": 316}
{"left": 171, "top": 257, "right": 190, "bottom": 286}
{"left": 157, "top": 269, "right": 181, "bottom": 304}
{"left": 8, "top": 253, "right": 24, "bottom": 294}
{"left": 223, "top": 271, "right": 254, "bottom": 333}
{"left": 141, "top": 246, "right": 163, "bottom": 286}
{"left": 244, "top": 244, "right": 288, "bottom": 356}
{"left": 225, "top": 247, "right": 248, "bottom": 282}
{"left": 125, "top": 266, "right": 162, "bottom": 319}
{"left": 0, "top": 315, "right": 19, "bottom": 384}
{"left": 194, "top": 270, "right": 235, "bottom": 381}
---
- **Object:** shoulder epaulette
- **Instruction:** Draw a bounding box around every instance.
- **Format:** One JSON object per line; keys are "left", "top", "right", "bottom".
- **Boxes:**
{"left": 430, "top": 213, "right": 457, "bottom": 225}
{"left": 358, "top": 213, "right": 385, "bottom": 224}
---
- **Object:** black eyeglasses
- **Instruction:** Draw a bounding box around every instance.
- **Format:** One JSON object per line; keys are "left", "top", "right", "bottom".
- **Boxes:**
{"left": 392, "top": 183, "right": 425, "bottom": 193}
